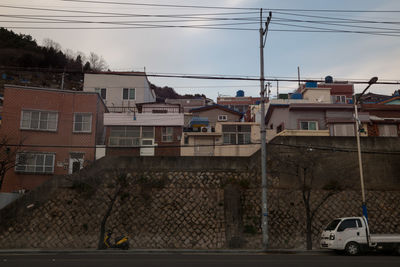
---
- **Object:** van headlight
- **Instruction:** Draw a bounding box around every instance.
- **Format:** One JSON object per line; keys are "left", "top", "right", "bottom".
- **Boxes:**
{"left": 329, "top": 233, "right": 335, "bottom": 240}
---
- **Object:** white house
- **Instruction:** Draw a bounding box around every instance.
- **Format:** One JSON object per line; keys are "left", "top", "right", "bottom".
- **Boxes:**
{"left": 83, "top": 72, "right": 156, "bottom": 112}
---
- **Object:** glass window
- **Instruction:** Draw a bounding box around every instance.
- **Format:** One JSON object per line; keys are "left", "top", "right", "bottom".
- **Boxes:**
{"left": 162, "top": 127, "right": 173, "bottom": 142}
{"left": 222, "top": 125, "right": 251, "bottom": 145}
{"left": 74, "top": 113, "right": 92, "bottom": 133}
{"left": 109, "top": 126, "right": 153, "bottom": 147}
{"left": 142, "top": 127, "right": 154, "bottom": 138}
{"left": 21, "top": 110, "right": 58, "bottom": 131}
{"left": 218, "top": 115, "right": 227, "bottom": 121}
{"left": 324, "top": 219, "right": 341, "bottom": 231}
{"left": 123, "top": 88, "right": 135, "bottom": 100}
{"left": 300, "top": 121, "right": 318, "bottom": 131}
{"left": 337, "top": 219, "right": 358, "bottom": 231}
{"left": 15, "top": 153, "right": 55, "bottom": 174}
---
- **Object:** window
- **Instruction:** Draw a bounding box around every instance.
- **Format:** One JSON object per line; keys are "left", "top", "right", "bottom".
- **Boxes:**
{"left": 109, "top": 126, "right": 154, "bottom": 146}
{"left": 162, "top": 127, "right": 173, "bottom": 142}
{"left": 15, "top": 153, "right": 55, "bottom": 173}
{"left": 21, "top": 110, "right": 58, "bottom": 131}
{"left": 109, "top": 126, "right": 140, "bottom": 147}
{"left": 218, "top": 115, "right": 228, "bottom": 121}
{"left": 222, "top": 124, "right": 251, "bottom": 145}
{"left": 378, "top": 124, "right": 398, "bottom": 137}
{"left": 73, "top": 113, "right": 92, "bottom": 133}
{"left": 95, "top": 88, "right": 106, "bottom": 100}
{"left": 334, "top": 95, "right": 347, "bottom": 103}
{"left": 123, "top": 88, "right": 135, "bottom": 100}
{"left": 337, "top": 219, "right": 358, "bottom": 232}
{"left": 142, "top": 126, "right": 154, "bottom": 138}
{"left": 300, "top": 121, "right": 318, "bottom": 130}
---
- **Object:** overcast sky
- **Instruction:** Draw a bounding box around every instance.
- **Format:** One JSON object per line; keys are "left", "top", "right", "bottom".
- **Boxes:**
{"left": 3, "top": 0, "right": 400, "bottom": 100}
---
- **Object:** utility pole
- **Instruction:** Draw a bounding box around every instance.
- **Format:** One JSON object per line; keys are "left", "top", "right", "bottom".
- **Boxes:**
{"left": 259, "top": 8, "right": 272, "bottom": 251}
{"left": 61, "top": 68, "right": 66, "bottom": 90}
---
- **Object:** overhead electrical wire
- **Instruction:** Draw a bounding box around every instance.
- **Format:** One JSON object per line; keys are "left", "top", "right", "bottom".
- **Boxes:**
{"left": 1, "top": 66, "right": 399, "bottom": 85}
{"left": 61, "top": 0, "right": 400, "bottom": 13}
{"left": 4, "top": 141, "right": 400, "bottom": 155}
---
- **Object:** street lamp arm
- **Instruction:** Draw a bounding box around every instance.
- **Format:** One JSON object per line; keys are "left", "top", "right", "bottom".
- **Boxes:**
{"left": 355, "top": 77, "right": 378, "bottom": 104}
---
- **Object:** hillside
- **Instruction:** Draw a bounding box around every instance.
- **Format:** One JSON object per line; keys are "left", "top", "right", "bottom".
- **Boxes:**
{"left": 0, "top": 27, "right": 207, "bottom": 100}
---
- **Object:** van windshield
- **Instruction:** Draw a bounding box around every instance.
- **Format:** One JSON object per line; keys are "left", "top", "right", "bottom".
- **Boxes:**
{"left": 325, "top": 219, "right": 341, "bottom": 231}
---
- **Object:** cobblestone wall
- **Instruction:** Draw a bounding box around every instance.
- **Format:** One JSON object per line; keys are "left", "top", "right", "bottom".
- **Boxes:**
{"left": 1, "top": 165, "right": 399, "bottom": 249}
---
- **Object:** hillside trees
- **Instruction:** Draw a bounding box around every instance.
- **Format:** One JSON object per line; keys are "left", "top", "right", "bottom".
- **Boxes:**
{"left": 0, "top": 27, "right": 107, "bottom": 72}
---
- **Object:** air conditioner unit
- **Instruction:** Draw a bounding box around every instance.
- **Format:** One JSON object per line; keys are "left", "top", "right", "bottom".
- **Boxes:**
{"left": 201, "top": 127, "right": 208, "bottom": 132}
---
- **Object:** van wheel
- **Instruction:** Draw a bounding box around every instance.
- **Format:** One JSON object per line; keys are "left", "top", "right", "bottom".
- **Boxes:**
{"left": 345, "top": 242, "right": 360, "bottom": 256}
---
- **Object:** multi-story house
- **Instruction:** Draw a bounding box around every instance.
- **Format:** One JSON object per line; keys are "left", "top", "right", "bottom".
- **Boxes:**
{"left": 181, "top": 122, "right": 260, "bottom": 156}
{"left": 217, "top": 90, "right": 261, "bottom": 114}
{"left": 83, "top": 71, "right": 156, "bottom": 112}
{"left": 187, "top": 104, "right": 243, "bottom": 131}
{"left": 265, "top": 79, "right": 400, "bottom": 140}
{"left": 104, "top": 102, "right": 184, "bottom": 156}
{"left": 0, "top": 85, "right": 107, "bottom": 192}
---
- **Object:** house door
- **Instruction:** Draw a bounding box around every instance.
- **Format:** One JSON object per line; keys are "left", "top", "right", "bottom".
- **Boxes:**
{"left": 140, "top": 139, "right": 155, "bottom": 156}
{"left": 69, "top": 153, "right": 84, "bottom": 174}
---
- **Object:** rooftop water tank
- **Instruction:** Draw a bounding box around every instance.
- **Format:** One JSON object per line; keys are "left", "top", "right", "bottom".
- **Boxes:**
{"left": 290, "top": 93, "right": 303, "bottom": 99}
{"left": 305, "top": 81, "right": 317, "bottom": 88}
{"left": 325, "top": 76, "right": 333, "bottom": 83}
{"left": 236, "top": 90, "right": 245, "bottom": 97}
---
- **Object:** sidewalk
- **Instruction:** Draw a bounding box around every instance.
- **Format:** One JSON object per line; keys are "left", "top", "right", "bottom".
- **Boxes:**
{"left": 0, "top": 249, "right": 331, "bottom": 255}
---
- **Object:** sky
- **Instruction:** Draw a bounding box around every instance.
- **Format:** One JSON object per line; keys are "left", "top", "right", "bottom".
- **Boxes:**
{"left": 2, "top": 0, "right": 400, "bottom": 100}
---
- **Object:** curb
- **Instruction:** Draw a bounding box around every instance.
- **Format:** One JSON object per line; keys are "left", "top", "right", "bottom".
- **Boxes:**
{"left": 0, "top": 249, "right": 331, "bottom": 255}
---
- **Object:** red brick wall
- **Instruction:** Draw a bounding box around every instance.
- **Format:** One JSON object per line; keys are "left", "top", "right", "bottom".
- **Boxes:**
{"left": 0, "top": 86, "right": 104, "bottom": 192}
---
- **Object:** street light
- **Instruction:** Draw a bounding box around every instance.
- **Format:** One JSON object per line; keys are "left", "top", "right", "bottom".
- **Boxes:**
{"left": 354, "top": 76, "right": 378, "bottom": 221}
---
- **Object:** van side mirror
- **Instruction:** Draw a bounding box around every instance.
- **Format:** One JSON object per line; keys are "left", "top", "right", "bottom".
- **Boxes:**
{"left": 337, "top": 225, "right": 345, "bottom": 232}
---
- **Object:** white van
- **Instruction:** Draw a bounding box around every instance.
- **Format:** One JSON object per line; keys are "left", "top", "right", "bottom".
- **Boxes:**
{"left": 320, "top": 217, "right": 400, "bottom": 255}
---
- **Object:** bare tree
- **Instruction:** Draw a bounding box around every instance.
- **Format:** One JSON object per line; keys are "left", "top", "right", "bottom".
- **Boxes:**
{"left": 0, "top": 137, "right": 24, "bottom": 191}
{"left": 42, "top": 38, "right": 61, "bottom": 52}
{"left": 68, "top": 169, "right": 166, "bottom": 249}
{"left": 63, "top": 48, "right": 76, "bottom": 60}
{"left": 88, "top": 52, "right": 108, "bottom": 72}
{"left": 269, "top": 147, "right": 343, "bottom": 250}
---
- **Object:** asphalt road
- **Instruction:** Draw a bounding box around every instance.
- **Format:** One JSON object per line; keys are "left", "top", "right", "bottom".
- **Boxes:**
{"left": 0, "top": 253, "right": 399, "bottom": 267}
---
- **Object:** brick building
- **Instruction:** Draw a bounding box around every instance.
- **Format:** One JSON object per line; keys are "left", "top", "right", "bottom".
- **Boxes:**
{"left": 0, "top": 85, "right": 107, "bottom": 192}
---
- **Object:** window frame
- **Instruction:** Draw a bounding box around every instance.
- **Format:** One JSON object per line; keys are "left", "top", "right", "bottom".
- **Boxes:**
{"left": 218, "top": 115, "right": 228, "bottom": 121}
{"left": 162, "top": 127, "right": 174, "bottom": 142}
{"left": 222, "top": 124, "right": 251, "bottom": 145}
{"left": 299, "top": 121, "right": 318, "bottom": 131}
{"left": 20, "top": 110, "right": 58, "bottom": 132}
{"left": 15, "top": 152, "right": 55, "bottom": 174}
{"left": 73, "top": 113, "right": 93, "bottom": 133}
{"left": 109, "top": 126, "right": 154, "bottom": 147}
{"left": 123, "top": 88, "right": 136, "bottom": 100}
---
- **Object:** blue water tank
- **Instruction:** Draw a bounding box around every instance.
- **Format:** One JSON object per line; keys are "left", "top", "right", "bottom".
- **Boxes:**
{"left": 305, "top": 81, "right": 317, "bottom": 88}
{"left": 290, "top": 93, "right": 303, "bottom": 99}
{"left": 325, "top": 76, "right": 333, "bottom": 83}
{"left": 236, "top": 90, "right": 245, "bottom": 97}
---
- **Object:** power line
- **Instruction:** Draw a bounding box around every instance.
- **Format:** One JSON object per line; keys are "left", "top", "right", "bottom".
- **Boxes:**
{"left": 61, "top": 0, "right": 258, "bottom": 10}
{"left": 1, "top": 66, "right": 400, "bottom": 85}
{"left": 274, "top": 11, "right": 400, "bottom": 24}
{"left": 61, "top": 0, "right": 400, "bottom": 13}
{"left": 272, "top": 22, "right": 400, "bottom": 37}
{"left": 273, "top": 17, "right": 400, "bottom": 32}
{"left": 5, "top": 141, "right": 400, "bottom": 155}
